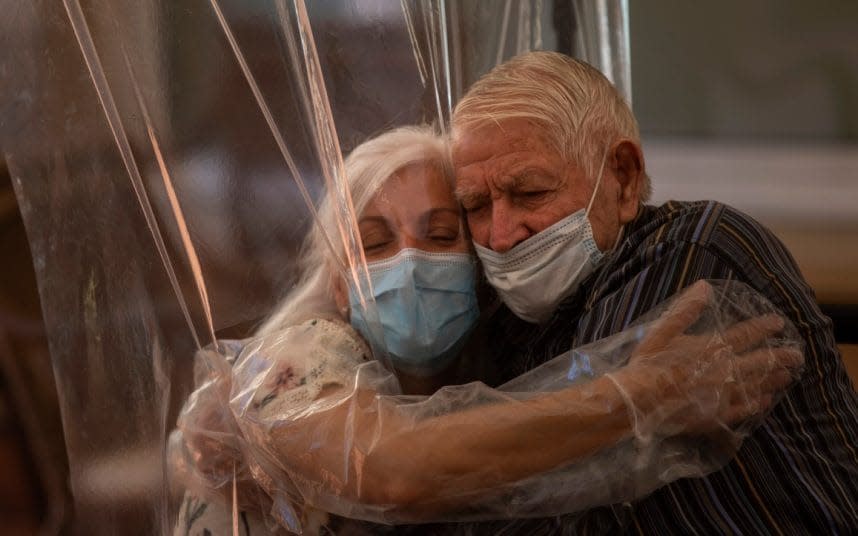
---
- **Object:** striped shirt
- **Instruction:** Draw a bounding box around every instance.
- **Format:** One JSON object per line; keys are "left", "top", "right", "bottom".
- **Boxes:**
{"left": 475, "top": 200, "right": 858, "bottom": 534}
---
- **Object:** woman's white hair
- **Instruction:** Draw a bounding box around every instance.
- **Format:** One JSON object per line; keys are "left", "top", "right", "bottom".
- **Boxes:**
{"left": 452, "top": 51, "right": 651, "bottom": 201}
{"left": 256, "top": 125, "right": 451, "bottom": 335}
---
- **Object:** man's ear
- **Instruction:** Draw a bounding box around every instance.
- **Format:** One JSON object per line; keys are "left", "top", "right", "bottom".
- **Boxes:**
{"left": 611, "top": 140, "right": 644, "bottom": 223}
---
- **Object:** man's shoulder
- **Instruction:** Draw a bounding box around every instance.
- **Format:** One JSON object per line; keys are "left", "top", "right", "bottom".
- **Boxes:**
{"left": 634, "top": 200, "right": 772, "bottom": 249}
{"left": 626, "top": 200, "right": 794, "bottom": 274}
{"left": 593, "top": 199, "right": 806, "bottom": 327}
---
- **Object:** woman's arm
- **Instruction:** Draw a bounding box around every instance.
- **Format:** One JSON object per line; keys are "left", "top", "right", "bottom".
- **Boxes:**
{"left": 231, "top": 281, "right": 802, "bottom": 521}
{"left": 353, "top": 374, "right": 630, "bottom": 505}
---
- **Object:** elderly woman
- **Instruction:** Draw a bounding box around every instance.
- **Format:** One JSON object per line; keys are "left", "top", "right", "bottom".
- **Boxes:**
{"left": 171, "top": 126, "right": 802, "bottom": 534}
{"left": 255, "top": 125, "right": 482, "bottom": 395}
{"left": 173, "top": 126, "right": 483, "bottom": 534}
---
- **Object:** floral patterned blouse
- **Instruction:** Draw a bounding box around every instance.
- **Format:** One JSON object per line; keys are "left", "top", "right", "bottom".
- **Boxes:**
{"left": 174, "top": 318, "right": 374, "bottom": 535}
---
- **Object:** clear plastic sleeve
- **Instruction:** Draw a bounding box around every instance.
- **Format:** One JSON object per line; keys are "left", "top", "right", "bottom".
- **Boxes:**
{"left": 170, "top": 280, "right": 803, "bottom": 531}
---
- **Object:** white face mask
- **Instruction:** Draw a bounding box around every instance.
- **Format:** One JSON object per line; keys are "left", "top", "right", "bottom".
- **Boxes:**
{"left": 474, "top": 153, "right": 608, "bottom": 324}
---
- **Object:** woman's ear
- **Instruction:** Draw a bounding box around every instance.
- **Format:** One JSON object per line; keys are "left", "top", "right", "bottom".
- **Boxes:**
{"left": 611, "top": 140, "right": 644, "bottom": 224}
{"left": 332, "top": 273, "right": 350, "bottom": 320}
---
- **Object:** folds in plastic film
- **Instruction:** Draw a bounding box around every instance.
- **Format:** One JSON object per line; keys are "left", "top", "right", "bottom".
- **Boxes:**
{"left": 171, "top": 279, "right": 803, "bottom": 533}
{"left": 1, "top": 0, "right": 653, "bottom": 533}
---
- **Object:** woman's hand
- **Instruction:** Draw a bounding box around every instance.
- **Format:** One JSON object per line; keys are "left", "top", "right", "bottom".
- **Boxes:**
{"left": 172, "top": 374, "right": 242, "bottom": 484}
{"left": 608, "top": 280, "right": 804, "bottom": 440}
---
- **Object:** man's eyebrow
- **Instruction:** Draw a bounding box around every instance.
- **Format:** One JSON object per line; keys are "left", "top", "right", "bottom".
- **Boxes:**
{"left": 453, "top": 186, "right": 489, "bottom": 205}
{"left": 509, "top": 167, "right": 562, "bottom": 186}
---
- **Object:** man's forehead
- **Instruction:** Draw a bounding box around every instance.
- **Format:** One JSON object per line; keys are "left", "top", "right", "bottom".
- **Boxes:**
{"left": 452, "top": 119, "right": 555, "bottom": 166}
{"left": 454, "top": 172, "right": 539, "bottom": 203}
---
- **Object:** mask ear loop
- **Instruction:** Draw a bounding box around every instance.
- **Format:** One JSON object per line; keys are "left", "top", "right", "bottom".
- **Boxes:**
{"left": 585, "top": 147, "right": 611, "bottom": 216}
{"left": 586, "top": 146, "right": 626, "bottom": 251}
{"left": 583, "top": 147, "right": 619, "bottom": 314}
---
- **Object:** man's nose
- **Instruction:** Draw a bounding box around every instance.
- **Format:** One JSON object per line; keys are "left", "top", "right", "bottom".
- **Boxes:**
{"left": 489, "top": 204, "right": 529, "bottom": 253}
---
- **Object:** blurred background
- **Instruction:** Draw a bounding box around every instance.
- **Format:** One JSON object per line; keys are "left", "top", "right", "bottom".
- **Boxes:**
{"left": 0, "top": 0, "right": 855, "bottom": 533}
{"left": 633, "top": 0, "right": 858, "bottom": 405}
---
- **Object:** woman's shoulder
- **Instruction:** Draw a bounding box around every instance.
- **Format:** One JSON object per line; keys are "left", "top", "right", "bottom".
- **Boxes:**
{"left": 232, "top": 317, "right": 374, "bottom": 419}
{"left": 245, "top": 317, "right": 371, "bottom": 364}
{"left": 298, "top": 317, "right": 373, "bottom": 363}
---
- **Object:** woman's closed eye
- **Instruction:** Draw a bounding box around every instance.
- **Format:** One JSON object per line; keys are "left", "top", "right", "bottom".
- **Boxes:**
{"left": 363, "top": 237, "right": 392, "bottom": 252}
{"left": 362, "top": 232, "right": 395, "bottom": 253}
{"left": 427, "top": 225, "right": 460, "bottom": 243}
{"left": 359, "top": 219, "right": 395, "bottom": 253}
{"left": 425, "top": 209, "right": 463, "bottom": 245}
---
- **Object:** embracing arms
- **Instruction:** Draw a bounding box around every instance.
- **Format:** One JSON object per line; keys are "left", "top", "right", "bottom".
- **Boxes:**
{"left": 172, "top": 281, "right": 803, "bottom": 524}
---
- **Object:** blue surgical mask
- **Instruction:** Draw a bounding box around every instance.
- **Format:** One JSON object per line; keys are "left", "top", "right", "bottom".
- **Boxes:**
{"left": 349, "top": 249, "right": 479, "bottom": 377}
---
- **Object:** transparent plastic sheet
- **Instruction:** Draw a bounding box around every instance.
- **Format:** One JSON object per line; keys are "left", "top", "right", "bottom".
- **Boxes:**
{"left": 3, "top": 0, "right": 373, "bottom": 530}
{"left": 0, "top": 0, "right": 648, "bottom": 533}
{"left": 403, "top": 0, "right": 632, "bottom": 124}
{"left": 170, "top": 280, "right": 804, "bottom": 532}
{"left": 571, "top": 0, "right": 631, "bottom": 104}
{"left": 402, "top": 0, "right": 550, "bottom": 127}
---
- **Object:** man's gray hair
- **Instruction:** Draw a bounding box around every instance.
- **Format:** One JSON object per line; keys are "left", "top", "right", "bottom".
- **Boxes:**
{"left": 452, "top": 51, "right": 651, "bottom": 201}
{"left": 258, "top": 125, "right": 450, "bottom": 335}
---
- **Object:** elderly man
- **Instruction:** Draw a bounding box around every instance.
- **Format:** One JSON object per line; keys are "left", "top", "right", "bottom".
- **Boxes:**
{"left": 451, "top": 51, "right": 858, "bottom": 533}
